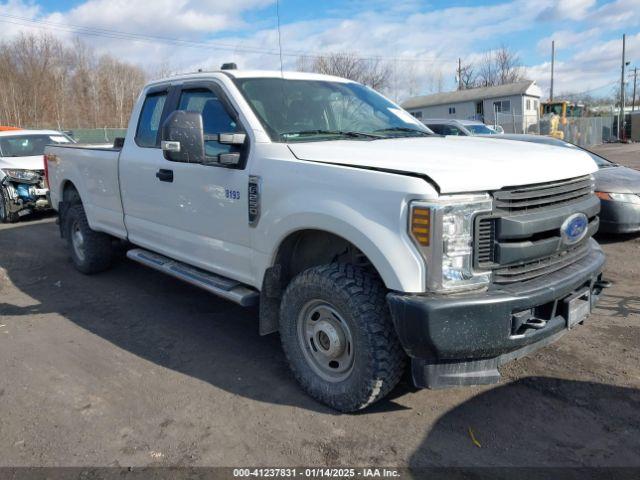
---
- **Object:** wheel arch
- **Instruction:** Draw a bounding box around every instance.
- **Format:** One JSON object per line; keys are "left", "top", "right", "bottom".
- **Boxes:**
{"left": 61, "top": 180, "right": 82, "bottom": 204}
{"left": 258, "top": 223, "right": 422, "bottom": 336}
{"left": 57, "top": 179, "right": 83, "bottom": 239}
{"left": 271, "top": 228, "right": 385, "bottom": 288}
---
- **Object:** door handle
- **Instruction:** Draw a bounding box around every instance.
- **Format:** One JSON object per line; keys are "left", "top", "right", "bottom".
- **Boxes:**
{"left": 156, "top": 169, "right": 173, "bottom": 182}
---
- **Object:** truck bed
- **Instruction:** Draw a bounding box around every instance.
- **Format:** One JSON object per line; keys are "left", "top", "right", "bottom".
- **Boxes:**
{"left": 46, "top": 143, "right": 126, "bottom": 239}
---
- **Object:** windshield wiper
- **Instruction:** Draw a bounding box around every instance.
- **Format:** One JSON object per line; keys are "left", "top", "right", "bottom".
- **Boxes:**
{"left": 373, "top": 127, "right": 432, "bottom": 137}
{"left": 281, "top": 129, "right": 383, "bottom": 140}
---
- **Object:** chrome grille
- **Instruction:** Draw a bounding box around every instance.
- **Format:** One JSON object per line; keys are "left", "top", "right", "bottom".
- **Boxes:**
{"left": 493, "top": 175, "right": 593, "bottom": 213}
{"left": 474, "top": 175, "right": 599, "bottom": 285}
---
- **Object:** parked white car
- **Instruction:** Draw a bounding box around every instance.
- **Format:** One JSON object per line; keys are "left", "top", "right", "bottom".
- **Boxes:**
{"left": 46, "top": 69, "right": 607, "bottom": 411}
{"left": 0, "top": 129, "right": 74, "bottom": 222}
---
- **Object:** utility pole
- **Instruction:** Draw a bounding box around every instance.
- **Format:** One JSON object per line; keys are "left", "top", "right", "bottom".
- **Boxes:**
{"left": 632, "top": 67, "right": 638, "bottom": 111}
{"left": 550, "top": 40, "right": 555, "bottom": 101}
{"left": 619, "top": 33, "right": 626, "bottom": 141}
{"left": 458, "top": 58, "right": 462, "bottom": 90}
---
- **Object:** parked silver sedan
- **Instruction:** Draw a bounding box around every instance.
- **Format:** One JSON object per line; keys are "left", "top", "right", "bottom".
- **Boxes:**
{"left": 482, "top": 134, "right": 640, "bottom": 234}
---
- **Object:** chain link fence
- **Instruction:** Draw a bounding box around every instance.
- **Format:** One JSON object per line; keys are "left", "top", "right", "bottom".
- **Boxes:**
{"left": 20, "top": 127, "right": 126, "bottom": 144}
{"left": 64, "top": 128, "right": 127, "bottom": 144}
{"left": 494, "top": 113, "right": 616, "bottom": 148}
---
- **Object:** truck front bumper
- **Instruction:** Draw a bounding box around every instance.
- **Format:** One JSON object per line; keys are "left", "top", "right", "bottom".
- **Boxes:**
{"left": 387, "top": 239, "right": 606, "bottom": 388}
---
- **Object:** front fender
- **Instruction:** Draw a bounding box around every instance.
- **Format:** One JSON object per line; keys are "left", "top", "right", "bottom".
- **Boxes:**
{"left": 252, "top": 156, "right": 436, "bottom": 293}
{"left": 265, "top": 211, "right": 425, "bottom": 292}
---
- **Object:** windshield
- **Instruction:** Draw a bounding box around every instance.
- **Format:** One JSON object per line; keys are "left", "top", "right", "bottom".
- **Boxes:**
{"left": 544, "top": 103, "right": 564, "bottom": 116}
{"left": 567, "top": 105, "right": 584, "bottom": 117}
{"left": 466, "top": 124, "right": 496, "bottom": 135}
{"left": 235, "top": 78, "right": 431, "bottom": 142}
{"left": 0, "top": 133, "right": 73, "bottom": 157}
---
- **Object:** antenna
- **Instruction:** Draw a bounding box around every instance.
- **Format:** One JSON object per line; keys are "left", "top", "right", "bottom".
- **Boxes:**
{"left": 275, "top": 0, "right": 287, "bottom": 140}
{"left": 276, "top": 0, "right": 284, "bottom": 77}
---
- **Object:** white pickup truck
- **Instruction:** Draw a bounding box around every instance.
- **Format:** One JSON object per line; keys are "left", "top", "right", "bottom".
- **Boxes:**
{"left": 45, "top": 68, "right": 608, "bottom": 411}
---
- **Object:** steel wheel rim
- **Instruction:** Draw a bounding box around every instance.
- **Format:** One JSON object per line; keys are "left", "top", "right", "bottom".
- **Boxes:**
{"left": 297, "top": 299, "right": 355, "bottom": 383}
{"left": 71, "top": 220, "right": 85, "bottom": 262}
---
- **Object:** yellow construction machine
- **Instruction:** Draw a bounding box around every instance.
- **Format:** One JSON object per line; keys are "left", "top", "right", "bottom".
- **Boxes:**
{"left": 539, "top": 101, "right": 586, "bottom": 140}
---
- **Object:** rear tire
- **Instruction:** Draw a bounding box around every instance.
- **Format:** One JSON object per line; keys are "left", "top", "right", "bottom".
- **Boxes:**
{"left": 279, "top": 263, "right": 406, "bottom": 412}
{"left": 0, "top": 187, "right": 19, "bottom": 223}
{"left": 64, "top": 204, "right": 113, "bottom": 274}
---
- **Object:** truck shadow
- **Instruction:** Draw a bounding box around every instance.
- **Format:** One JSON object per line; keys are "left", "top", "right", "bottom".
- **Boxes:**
{"left": 594, "top": 231, "right": 640, "bottom": 245}
{"left": 409, "top": 377, "right": 640, "bottom": 469}
{"left": 592, "top": 292, "right": 640, "bottom": 318}
{"left": 0, "top": 220, "right": 412, "bottom": 414}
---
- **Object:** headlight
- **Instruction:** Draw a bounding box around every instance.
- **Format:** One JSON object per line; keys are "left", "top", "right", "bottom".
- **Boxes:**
{"left": 410, "top": 194, "right": 492, "bottom": 292}
{"left": 595, "top": 192, "right": 640, "bottom": 205}
{"left": 1, "top": 169, "right": 40, "bottom": 183}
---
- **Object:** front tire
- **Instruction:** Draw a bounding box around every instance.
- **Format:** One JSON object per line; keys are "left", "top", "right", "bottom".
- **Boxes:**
{"left": 0, "top": 187, "right": 19, "bottom": 223}
{"left": 279, "top": 263, "right": 406, "bottom": 412}
{"left": 64, "top": 204, "right": 114, "bottom": 274}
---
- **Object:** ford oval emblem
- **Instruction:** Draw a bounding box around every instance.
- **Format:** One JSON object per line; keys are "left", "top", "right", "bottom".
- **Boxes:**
{"left": 561, "top": 213, "right": 589, "bottom": 245}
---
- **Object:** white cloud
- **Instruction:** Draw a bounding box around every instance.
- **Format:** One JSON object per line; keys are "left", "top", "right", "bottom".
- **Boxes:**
{"left": 529, "top": 32, "right": 640, "bottom": 98}
{"left": 535, "top": 28, "right": 602, "bottom": 55}
{"left": 58, "top": 0, "right": 274, "bottom": 38}
{"left": 0, "top": 0, "right": 636, "bottom": 101}
{"left": 0, "top": 0, "right": 43, "bottom": 38}
{"left": 586, "top": 0, "right": 640, "bottom": 28}
{"left": 536, "top": 0, "right": 596, "bottom": 21}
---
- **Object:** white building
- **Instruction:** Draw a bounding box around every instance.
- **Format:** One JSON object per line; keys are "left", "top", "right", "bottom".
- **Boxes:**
{"left": 401, "top": 80, "right": 543, "bottom": 133}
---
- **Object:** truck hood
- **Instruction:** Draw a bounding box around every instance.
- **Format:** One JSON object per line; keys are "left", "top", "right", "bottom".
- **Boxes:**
{"left": 0, "top": 155, "right": 45, "bottom": 171}
{"left": 287, "top": 136, "right": 598, "bottom": 193}
{"left": 594, "top": 165, "right": 640, "bottom": 194}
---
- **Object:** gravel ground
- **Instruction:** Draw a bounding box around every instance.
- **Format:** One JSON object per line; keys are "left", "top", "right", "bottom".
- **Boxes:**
{"left": 0, "top": 144, "right": 638, "bottom": 469}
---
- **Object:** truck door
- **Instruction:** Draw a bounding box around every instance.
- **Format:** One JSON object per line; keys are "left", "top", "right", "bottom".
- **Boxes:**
{"left": 120, "top": 82, "right": 254, "bottom": 286}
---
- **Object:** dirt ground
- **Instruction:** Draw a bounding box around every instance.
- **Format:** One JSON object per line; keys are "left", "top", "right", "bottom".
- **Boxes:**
{"left": 0, "top": 144, "right": 639, "bottom": 469}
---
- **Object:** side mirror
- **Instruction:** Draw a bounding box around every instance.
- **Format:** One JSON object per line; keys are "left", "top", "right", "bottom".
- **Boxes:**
{"left": 161, "top": 110, "right": 246, "bottom": 167}
{"left": 215, "top": 133, "right": 246, "bottom": 167}
{"left": 161, "top": 110, "right": 205, "bottom": 163}
{"left": 218, "top": 133, "right": 246, "bottom": 145}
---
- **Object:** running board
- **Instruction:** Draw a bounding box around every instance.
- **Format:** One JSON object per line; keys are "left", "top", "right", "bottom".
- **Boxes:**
{"left": 126, "top": 248, "right": 259, "bottom": 307}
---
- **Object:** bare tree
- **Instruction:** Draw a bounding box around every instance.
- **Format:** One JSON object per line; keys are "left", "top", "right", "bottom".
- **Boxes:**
{"left": 458, "top": 62, "right": 476, "bottom": 89}
{"left": 495, "top": 45, "right": 524, "bottom": 84}
{"left": 476, "top": 46, "right": 524, "bottom": 87}
{"left": 297, "top": 52, "right": 391, "bottom": 91}
{"left": 476, "top": 51, "right": 497, "bottom": 87}
{"left": 0, "top": 33, "right": 147, "bottom": 129}
{"left": 424, "top": 69, "right": 445, "bottom": 93}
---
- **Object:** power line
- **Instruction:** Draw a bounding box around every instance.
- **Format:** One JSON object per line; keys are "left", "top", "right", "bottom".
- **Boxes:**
{"left": 0, "top": 13, "right": 441, "bottom": 65}
{"left": 275, "top": 0, "right": 284, "bottom": 75}
{"left": 550, "top": 40, "right": 555, "bottom": 101}
{"left": 560, "top": 81, "right": 618, "bottom": 97}
{"left": 0, "top": 14, "right": 280, "bottom": 55}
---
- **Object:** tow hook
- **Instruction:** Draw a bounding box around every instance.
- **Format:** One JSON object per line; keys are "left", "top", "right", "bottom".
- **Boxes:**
{"left": 594, "top": 280, "right": 612, "bottom": 289}
{"left": 522, "top": 317, "right": 547, "bottom": 330}
{"left": 511, "top": 310, "right": 547, "bottom": 336}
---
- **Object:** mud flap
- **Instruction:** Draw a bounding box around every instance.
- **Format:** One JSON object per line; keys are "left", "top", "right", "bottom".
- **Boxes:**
{"left": 57, "top": 201, "right": 70, "bottom": 238}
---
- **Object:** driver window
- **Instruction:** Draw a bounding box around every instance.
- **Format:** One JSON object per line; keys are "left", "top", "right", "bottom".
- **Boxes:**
{"left": 178, "top": 88, "right": 240, "bottom": 157}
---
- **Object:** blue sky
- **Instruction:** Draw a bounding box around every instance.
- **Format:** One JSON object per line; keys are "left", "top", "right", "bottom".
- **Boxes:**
{"left": 1, "top": 0, "right": 638, "bottom": 100}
